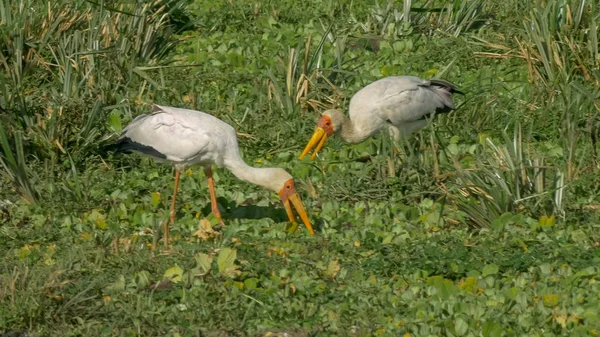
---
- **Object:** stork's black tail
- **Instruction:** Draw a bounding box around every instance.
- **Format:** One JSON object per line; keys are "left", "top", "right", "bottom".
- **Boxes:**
{"left": 429, "top": 79, "right": 465, "bottom": 96}
{"left": 101, "top": 141, "right": 121, "bottom": 154}
{"left": 101, "top": 136, "right": 131, "bottom": 154}
{"left": 102, "top": 137, "right": 166, "bottom": 159}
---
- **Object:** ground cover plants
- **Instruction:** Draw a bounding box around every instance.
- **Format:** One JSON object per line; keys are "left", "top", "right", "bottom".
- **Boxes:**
{"left": 1, "top": 0, "right": 599, "bottom": 336}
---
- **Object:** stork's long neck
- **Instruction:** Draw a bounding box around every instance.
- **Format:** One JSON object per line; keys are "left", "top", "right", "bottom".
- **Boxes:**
{"left": 338, "top": 115, "right": 370, "bottom": 144}
{"left": 223, "top": 155, "right": 276, "bottom": 192}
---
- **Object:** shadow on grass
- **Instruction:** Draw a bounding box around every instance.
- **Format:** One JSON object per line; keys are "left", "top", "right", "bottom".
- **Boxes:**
{"left": 197, "top": 197, "right": 288, "bottom": 222}
{"left": 196, "top": 197, "right": 322, "bottom": 234}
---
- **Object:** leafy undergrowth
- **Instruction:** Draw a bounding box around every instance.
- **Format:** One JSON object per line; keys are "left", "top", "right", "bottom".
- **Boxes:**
{"left": 2, "top": 166, "right": 600, "bottom": 336}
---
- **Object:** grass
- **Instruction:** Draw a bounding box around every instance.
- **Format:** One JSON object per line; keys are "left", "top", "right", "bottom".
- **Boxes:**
{"left": 1, "top": 0, "right": 600, "bottom": 336}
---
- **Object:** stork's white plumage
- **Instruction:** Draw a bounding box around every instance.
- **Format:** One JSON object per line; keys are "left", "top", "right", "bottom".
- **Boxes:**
{"left": 300, "top": 76, "right": 464, "bottom": 160}
{"left": 114, "top": 104, "right": 314, "bottom": 246}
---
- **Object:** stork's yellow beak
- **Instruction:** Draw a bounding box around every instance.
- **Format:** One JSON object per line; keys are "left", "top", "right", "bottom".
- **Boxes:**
{"left": 300, "top": 115, "right": 334, "bottom": 160}
{"left": 280, "top": 179, "right": 314, "bottom": 236}
{"left": 299, "top": 127, "right": 328, "bottom": 160}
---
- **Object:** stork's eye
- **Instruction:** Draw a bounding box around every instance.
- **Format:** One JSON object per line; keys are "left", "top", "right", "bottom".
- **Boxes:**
{"left": 286, "top": 184, "right": 292, "bottom": 190}
{"left": 325, "top": 121, "right": 331, "bottom": 126}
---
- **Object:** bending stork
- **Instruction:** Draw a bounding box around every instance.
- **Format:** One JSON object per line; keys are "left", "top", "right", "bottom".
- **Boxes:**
{"left": 113, "top": 104, "right": 314, "bottom": 246}
{"left": 300, "top": 76, "right": 464, "bottom": 160}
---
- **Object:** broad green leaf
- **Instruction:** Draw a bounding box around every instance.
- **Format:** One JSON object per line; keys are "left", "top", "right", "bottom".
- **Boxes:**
{"left": 459, "top": 277, "right": 478, "bottom": 293}
{"left": 135, "top": 271, "right": 151, "bottom": 289}
{"left": 447, "top": 143, "right": 459, "bottom": 155}
{"left": 441, "top": 279, "right": 457, "bottom": 298}
{"left": 482, "top": 321, "right": 502, "bottom": 337}
{"left": 195, "top": 253, "right": 213, "bottom": 274}
{"left": 492, "top": 212, "right": 514, "bottom": 230}
{"left": 151, "top": 192, "right": 161, "bottom": 207}
{"left": 392, "top": 40, "right": 404, "bottom": 51}
{"left": 108, "top": 109, "right": 122, "bottom": 132}
{"left": 106, "top": 275, "right": 126, "bottom": 292}
{"left": 217, "top": 248, "right": 241, "bottom": 278}
{"left": 244, "top": 278, "right": 259, "bottom": 290}
{"left": 543, "top": 294, "right": 559, "bottom": 307}
{"left": 482, "top": 264, "right": 499, "bottom": 276}
{"left": 423, "top": 68, "right": 438, "bottom": 77}
{"left": 217, "top": 248, "right": 237, "bottom": 273}
{"left": 164, "top": 265, "right": 183, "bottom": 283}
{"left": 539, "top": 264, "right": 551, "bottom": 274}
{"left": 507, "top": 287, "right": 520, "bottom": 300}
{"left": 382, "top": 234, "right": 394, "bottom": 244}
{"left": 420, "top": 198, "right": 434, "bottom": 208}
{"left": 326, "top": 258, "right": 341, "bottom": 279}
{"left": 454, "top": 317, "right": 468, "bottom": 336}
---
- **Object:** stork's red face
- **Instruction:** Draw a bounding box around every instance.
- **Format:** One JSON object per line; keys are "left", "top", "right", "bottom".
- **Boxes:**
{"left": 279, "top": 179, "right": 314, "bottom": 236}
{"left": 299, "top": 116, "right": 334, "bottom": 160}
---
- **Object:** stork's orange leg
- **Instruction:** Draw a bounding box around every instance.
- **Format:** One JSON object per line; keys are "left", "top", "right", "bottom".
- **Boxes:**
{"left": 205, "top": 167, "right": 225, "bottom": 226}
{"left": 165, "top": 169, "right": 181, "bottom": 247}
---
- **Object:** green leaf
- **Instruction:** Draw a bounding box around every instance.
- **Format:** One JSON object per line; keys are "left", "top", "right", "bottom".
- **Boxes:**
{"left": 151, "top": 192, "right": 161, "bottom": 207}
{"left": 454, "top": 317, "right": 468, "bottom": 336}
{"left": 326, "top": 258, "right": 341, "bottom": 279}
{"left": 440, "top": 279, "right": 457, "bottom": 298}
{"left": 382, "top": 234, "right": 394, "bottom": 244}
{"left": 392, "top": 40, "right": 404, "bottom": 51}
{"left": 244, "top": 278, "right": 259, "bottom": 290}
{"left": 482, "top": 321, "right": 502, "bottom": 337}
{"left": 195, "top": 253, "right": 213, "bottom": 274}
{"left": 492, "top": 212, "right": 515, "bottom": 230}
{"left": 543, "top": 294, "right": 559, "bottom": 307}
{"left": 217, "top": 248, "right": 237, "bottom": 273}
{"left": 108, "top": 109, "right": 122, "bottom": 132}
{"left": 164, "top": 265, "right": 183, "bottom": 283}
{"left": 482, "top": 264, "right": 499, "bottom": 276}
{"left": 447, "top": 143, "right": 459, "bottom": 155}
{"left": 135, "top": 271, "right": 151, "bottom": 289}
{"left": 539, "top": 263, "right": 551, "bottom": 274}
{"left": 507, "top": 287, "right": 520, "bottom": 300}
{"left": 106, "top": 275, "right": 126, "bottom": 292}
{"left": 217, "top": 248, "right": 241, "bottom": 278}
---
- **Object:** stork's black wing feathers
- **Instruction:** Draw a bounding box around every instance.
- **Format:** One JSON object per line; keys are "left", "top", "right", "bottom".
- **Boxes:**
{"left": 428, "top": 79, "right": 465, "bottom": 95}
{"left": 105, "top": 136, "right": 167, "bottom": 159}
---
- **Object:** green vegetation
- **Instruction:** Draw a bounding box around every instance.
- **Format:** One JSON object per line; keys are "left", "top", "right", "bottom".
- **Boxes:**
{"left": 1, "top": 0, "right": 599, "bottom": 336}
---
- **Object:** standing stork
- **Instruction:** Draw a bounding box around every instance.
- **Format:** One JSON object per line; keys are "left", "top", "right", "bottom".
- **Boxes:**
{"left": 113, "top": 104, "right": 314, "bottom": 246}
{"left": 300, "top": 76, "right": 464, "bottom": 160}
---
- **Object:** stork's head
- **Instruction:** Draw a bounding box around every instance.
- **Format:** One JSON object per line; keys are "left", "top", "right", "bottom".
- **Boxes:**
{"left": 262, "top": 168, "right": 314, "bottom": 236}
{"left": 299, "top": 109, "right": 344, "bottom": 160}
